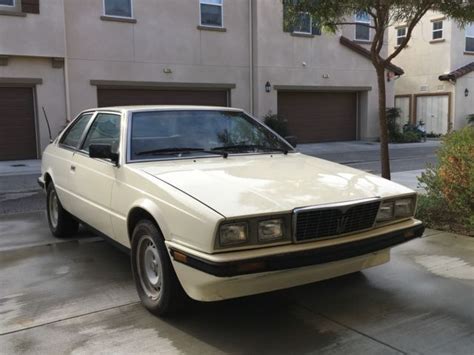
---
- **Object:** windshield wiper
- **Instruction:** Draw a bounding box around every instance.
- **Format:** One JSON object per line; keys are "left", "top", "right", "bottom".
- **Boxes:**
{"left": 211, "top": 144, "right": 289, "bottom": 155}
{"left": 136, "top": 147, "right": 228, "bottom": 158}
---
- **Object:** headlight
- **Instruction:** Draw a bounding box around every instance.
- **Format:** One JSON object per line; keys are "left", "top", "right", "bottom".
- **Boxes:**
{"left": 258, "top": 219, "right": 284, "bottom": 242}
{"left": 377, "top": 201, "right": 394, "bottom": 221}
{"left": 377, "top": 195, "right": 416, "bottom": 223}
{"left": 219, "top": 223, "right": 248, "bottom": 246}
{"left": 394, "top": 198, "right": 415, "bottom": 218}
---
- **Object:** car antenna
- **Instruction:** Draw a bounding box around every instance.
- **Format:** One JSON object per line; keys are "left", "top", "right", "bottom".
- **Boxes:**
{"left": 42, "top": 106, "right": 53, "bottom": 143}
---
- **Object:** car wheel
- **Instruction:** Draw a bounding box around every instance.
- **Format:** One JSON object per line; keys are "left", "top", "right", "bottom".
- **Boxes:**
{"left": 131, "top": 219, "right": 186, "bottom": 316}
{"left": 46, "top": 183, "right": 79, "bottom": 238}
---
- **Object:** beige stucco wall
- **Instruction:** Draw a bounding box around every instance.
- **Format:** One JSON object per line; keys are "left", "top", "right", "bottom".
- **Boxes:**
{"left": 0, "top": 0, "right": 65, "bottom": 57}
{"left": 391, "top": 11, "right": 474, "bottom": 130}
{"left": 391, "top": 11, "right": 453, "bottom": 96}
{"left": 0, "top": 57, "right": 67, "bottom": 154}
{"left": 449, "top": 23, "right": 474, "bottom": 129}
{"left": 454, "top": 75, "right": 474, "bottom": 129}
{"left": 64, "top": 0, "right": 252, "bottom": 117}
{"left": 253, "top": 0, "right": 394, "bottom": 140}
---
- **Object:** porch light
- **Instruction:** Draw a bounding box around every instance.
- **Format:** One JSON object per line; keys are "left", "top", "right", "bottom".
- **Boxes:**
{"left": 265, "top": 81, "right": 272, "bottom": 93}
{"left": 465, "top": 88, "right": 469, "bottom": 97}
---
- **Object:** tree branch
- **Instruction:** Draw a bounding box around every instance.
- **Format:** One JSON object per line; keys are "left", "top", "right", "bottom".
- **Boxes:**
{"left": 327, "top": 21, "right": 376, "bottom": 29}
{"left": 384, "top": 1, "right": 434, "bottom": 64}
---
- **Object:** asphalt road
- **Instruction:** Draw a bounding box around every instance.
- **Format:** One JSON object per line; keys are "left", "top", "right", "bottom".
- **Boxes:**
{"left": 1, "top": 212, "right": 473, "bottom": 354}
{"left": 299, "top": 141, "right": 439, "bottom": 174}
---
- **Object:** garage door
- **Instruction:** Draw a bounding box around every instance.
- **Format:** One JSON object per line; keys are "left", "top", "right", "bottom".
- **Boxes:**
{"left": 278, "top": 92, "right": 357, "bottom": 143}
{"left": 415, "top": 95, "right": 449, "bottom": 135}
{"left": 97, "top": 88, "right": 229, "bottom": 108}
{"left": 0, "top": 87, "right": 37, "bottom": 161}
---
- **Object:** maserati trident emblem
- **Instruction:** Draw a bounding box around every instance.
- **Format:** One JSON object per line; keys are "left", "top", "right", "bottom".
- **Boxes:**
{"left": 336, "top": 215, "right": 350, "bottom": 234}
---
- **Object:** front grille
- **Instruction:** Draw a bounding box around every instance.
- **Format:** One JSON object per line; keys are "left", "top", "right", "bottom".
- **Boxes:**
{"left": 294, "top": 200, "right": 381, "bottom": 242}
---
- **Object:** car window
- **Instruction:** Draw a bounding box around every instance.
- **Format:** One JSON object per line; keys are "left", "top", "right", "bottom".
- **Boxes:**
{"left": 60, "top": 113, "right": 94, "bottom": 148}
{"left": 130, "top": 110, "right": 292, "bottom": 160}
{"left": 81, "top": 113, "right": 121, "bottom": 153}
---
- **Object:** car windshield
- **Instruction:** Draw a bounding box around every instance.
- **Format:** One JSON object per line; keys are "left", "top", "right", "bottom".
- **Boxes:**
{"left": 129, "top": 110, "right": 293, "bottom": 160}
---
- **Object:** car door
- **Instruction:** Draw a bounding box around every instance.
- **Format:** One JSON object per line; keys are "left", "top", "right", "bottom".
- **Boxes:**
{"left": 53, "top": 112, "right": 95, "bottom": 212}
{"left": 68, "top": 112, "right": 122, "bottom": 238}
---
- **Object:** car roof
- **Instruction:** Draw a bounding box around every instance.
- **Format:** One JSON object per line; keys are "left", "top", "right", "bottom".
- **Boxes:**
{"left": 84, "top": 105, "right": 244, "bottom": 114}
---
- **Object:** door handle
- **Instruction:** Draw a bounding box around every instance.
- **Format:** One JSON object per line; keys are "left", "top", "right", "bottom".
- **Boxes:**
{"left": 70, "top": 165, "right": 76, "bottom": 172}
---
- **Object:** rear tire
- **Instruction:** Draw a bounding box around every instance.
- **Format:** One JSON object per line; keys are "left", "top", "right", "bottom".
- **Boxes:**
{"left": 46, "top": 183, "right": 79, "bottom": 238}
{"left": 131, "top": 219, "right": 187, "bottom": 316}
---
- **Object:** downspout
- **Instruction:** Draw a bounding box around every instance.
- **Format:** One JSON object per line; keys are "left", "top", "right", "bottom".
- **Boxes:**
{"left": 62, "top": 1, "right": 71, "bottom": 122}
{"left": 249, "top": 0, "right": 254, "bottom": 114}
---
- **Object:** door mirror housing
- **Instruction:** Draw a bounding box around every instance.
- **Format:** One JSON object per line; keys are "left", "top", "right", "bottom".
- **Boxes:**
{"left": 284, "top": 136, "right": 298, "bottom": 148}
{"left": 89, "top": 144, "right": 119, "bottom": 165}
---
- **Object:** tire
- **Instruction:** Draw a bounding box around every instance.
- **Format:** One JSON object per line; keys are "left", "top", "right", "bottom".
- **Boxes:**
{"left": 131, "top": 219, "right": 186, "bottom": 316}
{"left": 46, "top": 183, "right": 79, "bottom": 238}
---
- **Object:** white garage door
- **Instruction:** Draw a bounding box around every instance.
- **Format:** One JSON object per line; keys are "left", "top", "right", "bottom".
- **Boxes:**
{"left": 416, "top": 95, "right": 449, "bottom": 135}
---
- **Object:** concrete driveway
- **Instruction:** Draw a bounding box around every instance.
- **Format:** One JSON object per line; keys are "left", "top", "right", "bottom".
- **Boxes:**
{"left": 1, "top": 212, "right": 473, "bottom": 354}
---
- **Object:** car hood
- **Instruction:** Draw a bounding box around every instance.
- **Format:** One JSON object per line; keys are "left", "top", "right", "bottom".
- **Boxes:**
{"left": 137, "top": 153, "right": 414, "bottom": 218}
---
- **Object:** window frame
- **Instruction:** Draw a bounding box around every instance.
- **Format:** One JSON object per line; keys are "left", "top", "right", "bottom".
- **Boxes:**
{"left": 59, "top": 112, "right": 97, "bottom": 151}
{"left": 465, "top": 23, "right": 474, "bottom": 52}
{"left": 432, "top": 20, "right": 444, "bottom": 40}
{"left": 0, "top": 0, "right": 15, "bottom": 8}
{"left": 396, "top": 27, "right": 407, "bottom": 46}
{"left": 199, "top": 0, "right": 224, "bottom": 28}
{"left": 79, "top": 112, "right": 122, "bottom": 156}
{"left": 355, "top": 12, "right": 371, "bottom": 42}
{"left": 0, "top": 0, "right": 22, "bottom": 13}
{"left": 103, "top": 0, "right": 134, "bottom": 19}
{"left": 292, "top": 12, "right": 312, "bottom": 35}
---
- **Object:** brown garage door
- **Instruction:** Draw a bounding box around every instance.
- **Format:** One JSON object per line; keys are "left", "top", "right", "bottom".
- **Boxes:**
{"left": 0, "top": 87, "right": 37, "bottom": 160}
{"left": 278, "top": 91, "right": 357, "bottom": 143}
{"left": 97, "top": 88, "right": 229, "bottom": 107}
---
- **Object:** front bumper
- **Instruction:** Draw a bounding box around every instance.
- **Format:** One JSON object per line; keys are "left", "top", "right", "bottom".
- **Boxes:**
{"left": 169, "top": 223, "right": 424, "bottom": 277}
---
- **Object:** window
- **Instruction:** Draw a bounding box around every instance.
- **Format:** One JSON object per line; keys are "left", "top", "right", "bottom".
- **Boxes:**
{"left": 0, "top": 0, "right": 15, "bottom": 7}
{"left": 82, "top": 113, "right": 121, "bottom": 153}
{"left": 432, "top": 20, "right": 443, "bottom": 40}
{"left": 396, "top": 27, "right": 407, "bottom": 46}
{"left": 130, "top": 110, "right": 291, "bottom": 161}
{"left": 293, "top": 12, "right": 312, "bottom": 34}
{"left": 200, "top": 0, "right": 223, "bottom": 28}
{"left": 355, "top": 11, "right": 371, "bottom": 41}
{"left": 0, "top": 0, "right": 22, "bottom": 13}
{"left": 466, "top": 23, "right": 474, "bottom": 52}
{"left": 282, "top": 2, "right": 321, "bottom": 36}
{"left": 104, "top": 0, "right": 132, "bottom": 18}
{"left": 60, "top": 113, "right": 94, "bottom": 148}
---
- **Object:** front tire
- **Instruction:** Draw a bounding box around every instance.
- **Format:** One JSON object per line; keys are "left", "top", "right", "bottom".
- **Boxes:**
{"left": 131, "top": 220, "right": 186, "bottom": 316}
{"left": 46, "top": 183, "right": 79, "bottom": 238}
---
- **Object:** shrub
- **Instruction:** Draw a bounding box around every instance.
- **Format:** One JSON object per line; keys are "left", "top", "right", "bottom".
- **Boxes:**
{"left": 263, "top": 111, "right": 289, "bottom": 137}
{"left": 467, "top": 114, "right": 474, "bottom": 124}
{"left": 386, "top": 108, "right": 422, "bottom": 143}
{"left": 386, "top": 107, "right": 403, "bottom": 142}
{"left": 417, "top": 126, "right": 474, "bottom": 235}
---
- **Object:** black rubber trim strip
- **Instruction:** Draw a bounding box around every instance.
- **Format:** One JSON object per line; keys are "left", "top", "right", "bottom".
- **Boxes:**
{"left": 169, "top": 224, "right": 425, "bottom": 277}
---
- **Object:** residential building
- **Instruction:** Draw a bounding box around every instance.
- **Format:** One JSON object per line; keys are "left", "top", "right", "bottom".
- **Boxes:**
{"left": 0, "top": 0, "right": 400, "bottom": 160}
{"left": 390, "top": 10, "right": 474, "bottom": 135}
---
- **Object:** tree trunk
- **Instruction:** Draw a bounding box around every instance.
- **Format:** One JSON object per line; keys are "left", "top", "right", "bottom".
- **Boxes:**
{"left": 376, "top": 65, "right": 391, "bottom": 180}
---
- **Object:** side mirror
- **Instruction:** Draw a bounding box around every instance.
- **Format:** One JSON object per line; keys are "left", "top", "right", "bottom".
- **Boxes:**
{"left": 284, "top": 136, "right": 298, "bottom": 148}
{"left": 89, "top": 144, "right": 119, "bottom": 165}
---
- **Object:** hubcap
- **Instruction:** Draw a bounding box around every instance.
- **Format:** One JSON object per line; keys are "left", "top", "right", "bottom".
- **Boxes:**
{"left": 48, "top": 190, "right": 59, "bottom": 229}
{"left": 137, "top": 235, "right": 162, "bottom": 300}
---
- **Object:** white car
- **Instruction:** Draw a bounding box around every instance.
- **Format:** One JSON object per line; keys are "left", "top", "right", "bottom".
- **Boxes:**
{"left": 39, "top": 106, "right": 424, "bottom": 315}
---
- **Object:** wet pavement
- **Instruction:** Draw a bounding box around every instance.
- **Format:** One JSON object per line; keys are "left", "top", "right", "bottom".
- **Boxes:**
{"left": 1, "top": 212, "right": 473, "bottom": 354}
